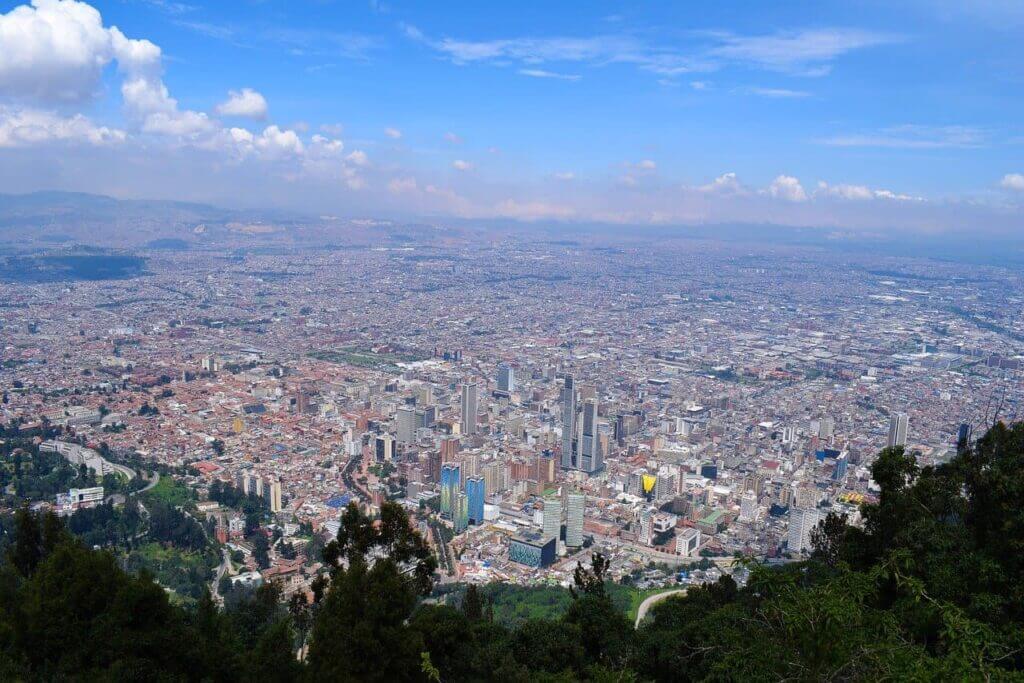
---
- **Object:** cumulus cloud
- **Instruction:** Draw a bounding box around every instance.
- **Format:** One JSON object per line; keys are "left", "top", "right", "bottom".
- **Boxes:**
{"left": 384, "top": 127, "right": 402, "bottom": 139}
{"left": 0, "top": 106, "right": 125, "bottom": 147}
{"left": 215, "top": 88, "right": 268, "bottom": 119}
{"left": 0, "top": 0, "right": 134, "bottom": 102}
{"left": 1001, "top": 173, "right": 1024, "bottom": 191}
{"left": 637, "top": 159, "right": 657, "bottom": 170}
{"left": 452, "top": 159, "right": 473, "bottom": 171}
{"left": 699, "top": 172, "right": 744, "bottom": 194}
{"left": 816, "top": 181, "right": 920, "bottom": 201}
{"left": 768, "top": 175, "right": 807, "bottom": 201}
{"left": 443, "top": 131, "right": 462, "bottom": 144}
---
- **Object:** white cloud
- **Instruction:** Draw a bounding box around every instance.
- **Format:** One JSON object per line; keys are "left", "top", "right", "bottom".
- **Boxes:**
{"left": 346, "top": 150, "right": 368, "bottom": 166}
{"left": 0, "top": 106, "right": 125, "bottom": 147}
{"left": 409, "top": 27, "right": 893, "bottom": 80}
{"left": 1001, "top": 173, "right": 1024, "bottom": 191}
{"left": 768, "top": 175, "right": 807, "bottom": 201}
{"left": 818, "top": 125, "right": 985, "bottom": 149}
{"left": 215, "top": 88, "right": 268, "bottom": 119}
{"left": 708, "top": 29, "right": 899, "bottom": 76}
{"left": 452, "top": 159, "right": 473, "bottom": 171}
{"left": 384, "top": 127, "right": 402, "bottom": 139}
{"left": 699, "top": 172, "right": 744, "bottom": 194}
{"left": 749, "top": 87, "right": 809, "bottom": 98}
{"left": 816, "top": 181, "right": 920, "bottom": 201}
{"left": 518, "top": 68, "right": 581, "bottom": 81}
{"left": 637, "top": 159, "right": 656, "bottom": 170}
{"left": 554, "top": 171, "right": 575, "bottom": 180}
{"left": 444, "top": 131, "right": 462, "bottom": 144}
{"left": 320, "top": 123, "right": 344, "bottom": 136}
{"left": 0, "top": 0, "right": 124, "bottom": 102}
{"left": 690, "top": 80, "right": 709, "bottom": 90}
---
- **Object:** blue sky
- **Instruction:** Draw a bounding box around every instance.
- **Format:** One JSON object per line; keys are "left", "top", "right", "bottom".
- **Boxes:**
{"left": 0, "top": 0, "right": 1022, "bottom": 233}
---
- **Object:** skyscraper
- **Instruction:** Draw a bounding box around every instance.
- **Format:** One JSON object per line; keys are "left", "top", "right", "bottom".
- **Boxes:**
{"left": 374, "top": 433, "right": 395, "bottom": 462}
{"left": 560, "top": 375, "right": 577, "bottom": 470}
{"left": 497, "top": 364, "right": 514, "bottom": 393}
{"left": 565, "top": 491, "right": 585, "bottom": 547}
{"left": 542, "top": 494, "right": 562, "bottom": 542}
{"left": 887, "top": 412, "right": 909, "bottom": 448}
{"left": 269, "top": 479, "right": 283, "bottom": 513}
{"left": 460, "top": 382, "right": 478, "bottom": 436}
{"left": 440, "top": 462, "right": 461, "bottom": 518}
{"left": 580, "top": 398, "right": 603, "bottom": 473}
{"left": 739, "top": 491, "right": 757, "bottom": 522}
{"left": 466, "top": 476, "right": 485, "bottom": 525}
{"left": 788, "top": 507, "right": 822, "bottom": 555}
{"left": 453, "top": 492, "right": 469, "bottom": 533}
{"left": 396, "top": 406, "right": 416, "bottom": 444}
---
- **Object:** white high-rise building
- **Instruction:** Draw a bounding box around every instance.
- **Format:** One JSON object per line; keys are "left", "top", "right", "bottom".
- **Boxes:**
{"left": 565, "top": 492, "right": 585, "bottom": 547}
{"left": 269, "top": 479, "right": 283, "bottom": 513}
{"left": 542, "top": 495, "right": 562, "bottom": 542}
{"left": 739, "top": 491, "right": 758, "bottom": 522}
{"left": 788, "top": 507, "right": 823, "bottom": 555}
{"left": 460, "top": 382, "right": 479, "bottom": 436}
{"left": 887, "top": 412, "right": 909, "bottom": 448}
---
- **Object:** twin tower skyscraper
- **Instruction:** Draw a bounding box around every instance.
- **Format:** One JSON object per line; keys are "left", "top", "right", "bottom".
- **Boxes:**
{"left": 560, "top": 374, "right": 603, "bottom": 474}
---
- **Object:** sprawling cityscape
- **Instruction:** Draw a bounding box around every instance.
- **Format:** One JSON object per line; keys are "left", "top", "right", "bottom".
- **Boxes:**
{"left": 4, "top": 231, "right": 1021, "bottom": 599}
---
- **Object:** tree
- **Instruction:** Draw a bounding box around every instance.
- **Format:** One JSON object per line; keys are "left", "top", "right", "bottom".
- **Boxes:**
{"left": 462, "top": 583, "right": 484, "bottom": 622}
{"left": 252, "top": 532, "right": 270, "bottom": 570}
{"left": 306, "top": 502, "right": 437, "bottom": 681}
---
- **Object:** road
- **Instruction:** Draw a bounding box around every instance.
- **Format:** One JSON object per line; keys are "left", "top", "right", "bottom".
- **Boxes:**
{"left": 211, "top": 548, "right": 231, "bottom": 601}
{"left": 635, "top": 589, "right": 686, "bottom": 628}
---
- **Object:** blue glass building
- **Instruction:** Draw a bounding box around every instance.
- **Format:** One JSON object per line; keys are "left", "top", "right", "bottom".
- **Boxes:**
{"left": 466, "top": 476, "right": 485, "bottom": 525}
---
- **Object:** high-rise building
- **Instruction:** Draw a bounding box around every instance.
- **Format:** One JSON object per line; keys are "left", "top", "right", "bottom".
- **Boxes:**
{"left": 396, "top": 407, "right": 416, "bottom": 444}
{"left": 788, "top": 507, "right": 822, "bottom": 555}
{"left": 440, "top": 437, "right": 460, "bottom": 462}
{"left": 269, "top": 479, "right": 283, "bottom": 513}
{"left": 565, "top": 492, "right": 585, "bottom": 547}
{"left": 818, "top": 416, "right": 835, "bottom": 439}
{"left": 497, "top": 365, "right": 514, "bottom": 393}
{"left": 542, "top": 495, "right": 562, "bottom": 541}
{"left": 739, "top": 491, "right": 757, "bottom": 522}
{"left": 453, "top": 492, "right": 469, "bottom": 533}
{"left": 427, "top": 451, "right": 442, "bottom": 483}
{"left": 580, "top": 398, "right": 603, "bottom": 473}
{"left": 466, "top": 476, "right": 485, "bottom": 525}
{"left": 560, "top": 375, "right": 577, "bottom": 470}
{"left": 460, "top": 382, "right": 479, "bottom": 436}
{"left": 832, "top": 453, "right": 849, "bottom": 481}
{"left": 374, "top": 433, "right": 395, "bottom": 461}
{"left": 887, "top": 412, "right": 909, "bottom": 448}
{"left": 440, "top": 462, "right": 461, "bottom": 518}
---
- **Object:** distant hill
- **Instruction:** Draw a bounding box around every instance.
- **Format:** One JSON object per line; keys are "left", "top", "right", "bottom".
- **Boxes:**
{"left": 0, "top": 191, "right": 303, "bottom": 249}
